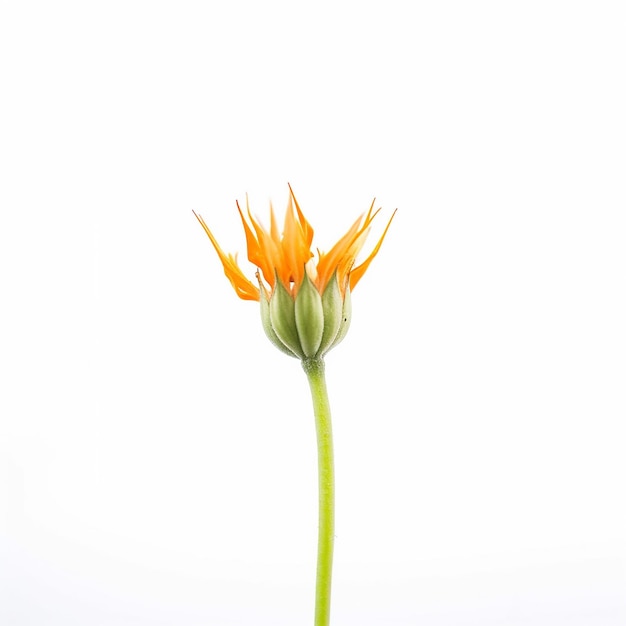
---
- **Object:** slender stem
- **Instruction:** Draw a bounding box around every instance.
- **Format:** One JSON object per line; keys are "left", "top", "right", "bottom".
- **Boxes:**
{"left": 302, "top": 357, "right": 335, "bottom": 626}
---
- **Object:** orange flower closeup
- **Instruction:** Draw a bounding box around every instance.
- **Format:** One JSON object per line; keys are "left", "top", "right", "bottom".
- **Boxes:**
{"left": 194, "top": 186, "right": 395, "bottom": 360}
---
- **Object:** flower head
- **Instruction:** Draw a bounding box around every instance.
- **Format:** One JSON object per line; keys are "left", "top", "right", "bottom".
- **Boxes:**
{"left": 194, "top": 186, "right": 395, "bottom": 360}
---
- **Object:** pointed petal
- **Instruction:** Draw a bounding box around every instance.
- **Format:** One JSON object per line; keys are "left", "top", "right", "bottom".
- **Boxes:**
{"left": 282, "top": 195, "right": 314, "bottom": 295}
{"left": 349, "top": 208, "right": 397, "bottom": 290}
{"left": 288, "top": 184, "right": 314, "bottom": 247}
{"left": 315, "top": 212, "right": 366, "bottom": 293}
{"left": 244, "top": 202, "right": 281, "bottom": 289}
{"left": 193, "top": 211, "right": 260, "bottom": 301}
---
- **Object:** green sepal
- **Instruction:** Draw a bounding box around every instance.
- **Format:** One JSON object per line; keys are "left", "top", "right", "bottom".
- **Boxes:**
{"left": 295, "top": 271, "right": 325, "bottom": 358}
{"left": 269, "top": 276, "right": 305, "bottom": 359}
{"left": 259, "top": 286, "right": 299, "bottom": 358}
{"left": 327, "top": 283, "right": 352, "bottom": 352}
{"left": 316, "top": 273, "right": 343, "bottom": 357}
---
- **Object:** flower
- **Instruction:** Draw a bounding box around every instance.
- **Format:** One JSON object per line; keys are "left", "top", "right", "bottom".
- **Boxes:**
{"left": 194, "top": 185, "right": 395, "bottom": 360}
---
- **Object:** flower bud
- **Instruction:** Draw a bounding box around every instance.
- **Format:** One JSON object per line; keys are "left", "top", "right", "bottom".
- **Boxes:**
{"left": 259, "top": 272, "right": 352, "bottom": 360}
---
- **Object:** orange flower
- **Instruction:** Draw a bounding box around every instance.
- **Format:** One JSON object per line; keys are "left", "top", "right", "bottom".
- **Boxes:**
{"left": 194, "top": 186, "right": 395, "bottom": 359}
{"left": 194, "top": 185, "right": 394, "bottom": 301}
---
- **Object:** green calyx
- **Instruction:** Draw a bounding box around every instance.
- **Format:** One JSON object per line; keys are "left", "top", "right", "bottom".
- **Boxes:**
{"left": 259, "top": 271, "right": 352, "bottom": 360}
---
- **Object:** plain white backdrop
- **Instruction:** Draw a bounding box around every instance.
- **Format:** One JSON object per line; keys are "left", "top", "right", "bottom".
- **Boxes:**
{"left": 1, "top": 1, "right": 625, "bottom": 624}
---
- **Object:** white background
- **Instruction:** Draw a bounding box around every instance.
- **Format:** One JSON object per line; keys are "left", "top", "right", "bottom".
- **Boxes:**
{"left": 1, "top": 1, "right": 625, "bottom": 624}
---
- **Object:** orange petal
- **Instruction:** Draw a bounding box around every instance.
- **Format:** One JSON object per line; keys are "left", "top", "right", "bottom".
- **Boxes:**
{"left": 315, "top": 207, "right": 370, "bottom": 293}
{"left": 281, "top": 194, "right": 314, "bottom": 294}
{"left": 288, "top": 184, "right": 314, "bottom": 248}
{"left": 244, "top": 201, "right": 281, "bottom": 289}
{"left": 193, "top": 211, "right": 260, "bottom": 301}
{"left": 349, "top": 208, "right": 397, "bottom": 290}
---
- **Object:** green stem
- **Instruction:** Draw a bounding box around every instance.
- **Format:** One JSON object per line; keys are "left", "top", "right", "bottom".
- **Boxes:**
{"left": 302, "top": 357, "right": 335, "bottom": 626}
